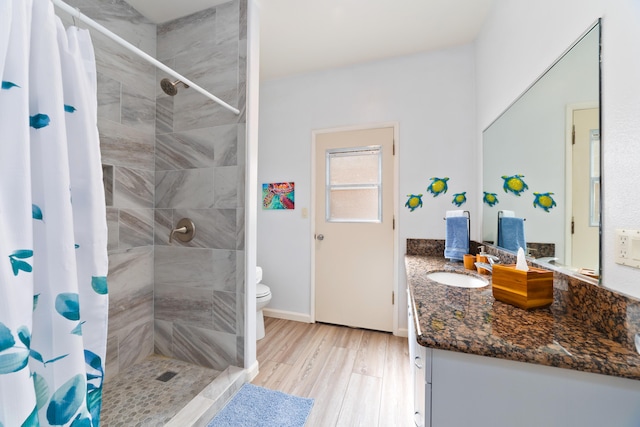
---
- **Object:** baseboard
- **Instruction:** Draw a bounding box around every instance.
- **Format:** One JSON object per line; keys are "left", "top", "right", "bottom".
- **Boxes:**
{"left": 245, "top": 360, "right": 259, "bottom": 382}
{"left": 263, "top": 308, "right": 312, "bottom": 323}
{"left": 395, "top": 327, "right": 408, "bottom": 338}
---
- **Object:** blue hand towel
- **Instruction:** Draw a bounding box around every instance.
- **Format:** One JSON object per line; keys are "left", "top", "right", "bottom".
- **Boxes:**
{"left": 498, "top": 217, "right": 526, "bottom": 252}
{"left": 444, "top": 216, "right": 469, "bottom": 261}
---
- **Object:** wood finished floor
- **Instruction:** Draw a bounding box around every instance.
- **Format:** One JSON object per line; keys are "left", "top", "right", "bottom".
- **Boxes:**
{"left": 252, "top": 317, "right": 412, "bottom": 427}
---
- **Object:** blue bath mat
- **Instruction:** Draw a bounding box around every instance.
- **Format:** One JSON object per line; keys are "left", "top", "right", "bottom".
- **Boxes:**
{"left": 207, "top": 383, "right": 314, "bottom": 427}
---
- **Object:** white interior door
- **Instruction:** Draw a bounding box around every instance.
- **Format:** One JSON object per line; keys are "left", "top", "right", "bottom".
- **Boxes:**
{"left": 571, "top": 108, "right": 599, "bottom": 271}
{"left": 314, "top": 127, "right": 394, "bottom": 332}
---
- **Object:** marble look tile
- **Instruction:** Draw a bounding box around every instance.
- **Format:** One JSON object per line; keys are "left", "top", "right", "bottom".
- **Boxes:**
{"left": 216, "top": 0, "right": 240, "bottom": 45}
{"left": 99, "top": 119, "right": 155, "bottom": 170}
{"left": 155, "top": 124, "right": 238, "bottom": 171}
{"left": 106, "top": 207, "right": 119, "bottom": 251}
{"left": 155, "top": 169, "right": 215, "bottom": 209}
{"left": 113, "top": 166, "right": 154, "bottom": 208}
{"left": 236, "top": 207, "right": 245, "bottom": 250}
{"left": 213, "top": 291, "right": 236, "bottom": 334}
{"left": 92, "top": 28, "right": 156, "bottom": 99}
{"left": 122, "top": 85, "right": 156, "bottom": 134}
{"left": 97, "top": 73, "right": 120, "bottom": 124}
{"left": 172, "top": 208, "right": 237, "bottom": 249}
{"left": 198, "top": 365, "right": 245, "bottom": 401}
{"left": 154, "top": 319, "right": 174, "bottom": 357}
{"left": 172, "top": 323, "right": 237, "bottom": 371}
{"left": 213, "top": 166, "right": 238, "bottom": 208}
{"left": 118, "top": 318, "right": 154, "bottom": 371}
{"left": 109, "top": 291, "right": 153, "bottom": 336}
{"left": 154, "top": 208, "right": 173, "bottom": 245}
{"left": 102, "top": 164, "right": 114, "bottom": 206}
{"left": 155, "top": 283, "right": 213, "bottom": 329}
{"left": 119, "top": 209, "right": 153, "bottom": 248}
{"left": 166, "top": 396, "right": 214, "bottom": 427}
{"left": 211, "top": 249, "right": 237, "bottom": 292}
{"left": 236, "top": 165, "right": 245, "bottom": 209}
{"left": 238, "top": 0, "right": 247, "bottom": 41}
{"left": 105, "top": 333, "right": 119, "bottom": 381}
{"left": 166, "top": 365, "right": 246, "bottom": 426}
{"left": 173, "top": 87, "right": 240, "bottom": 131}
{"left": 236, "top": 123, "right": 246, "bottom": 167}
{"left": 157, "top": 7, "right": 217, "bottom": 61}
{"left": 154, "top": 246, "right": 215, "bottom": 287}
{"left": 236, "top": 334, "right": 244, "bottom": 366}
{"left": 107, "top": 246, "right": 154, "bottom": 315}
{"left": 237, "top": 81, "right": 247, "bottom": 124}
{"left": 238, "top": 36, "right": 247, "bottom": 91}
{"left": 235, "top": 250, "right": 245, "bottom": 293}
{"left": 63, "top": 0, "right": 156, "bottom": 56}
{"left": 172, "top": 39, "right": 238, "bottom": 95}
{"left": 156, "top": 95, "right": 174, "bottom": 135}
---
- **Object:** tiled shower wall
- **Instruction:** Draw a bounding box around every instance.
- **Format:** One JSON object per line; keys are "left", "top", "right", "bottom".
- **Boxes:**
{"left": 61, "top": 0, "right": 157, "bottom": 381}
{"left": 61, "top": 0, "right": 248, "bottom": 379}
{"left": 153, "top": 1, "right": 247, "bottom": 371}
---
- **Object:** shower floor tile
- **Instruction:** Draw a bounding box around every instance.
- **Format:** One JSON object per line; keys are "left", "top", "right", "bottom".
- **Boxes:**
{"left": 101, "top": 354, "right": 221, "bottom": 427}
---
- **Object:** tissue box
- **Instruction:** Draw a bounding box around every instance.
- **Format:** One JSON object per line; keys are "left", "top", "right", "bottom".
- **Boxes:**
{"left": 491, "top": 264, "right": 554, "bottom": 310}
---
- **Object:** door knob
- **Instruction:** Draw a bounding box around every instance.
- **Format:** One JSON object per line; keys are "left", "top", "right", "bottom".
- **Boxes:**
{"left": 316, "top": 234, "right": 324, "bottom": 241}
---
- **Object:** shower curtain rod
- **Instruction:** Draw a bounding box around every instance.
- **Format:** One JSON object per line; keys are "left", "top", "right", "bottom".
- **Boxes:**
{"left": 51, "top": 0, "right": 240, "bottom": 115}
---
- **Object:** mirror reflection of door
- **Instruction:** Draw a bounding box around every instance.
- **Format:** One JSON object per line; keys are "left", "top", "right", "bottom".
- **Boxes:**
{"left": 314, "top": 127, "right": 394, "bottom": 332}
{"left": 571, "top": 107, "right": 599, "bottom": 272}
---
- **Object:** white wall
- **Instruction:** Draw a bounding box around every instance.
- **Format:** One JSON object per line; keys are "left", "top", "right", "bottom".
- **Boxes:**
{"left": 258, "top": 45, "right": 477, "bottom": 330}
{"left": 475, "top": 0, "right": 640, "bottom": 298}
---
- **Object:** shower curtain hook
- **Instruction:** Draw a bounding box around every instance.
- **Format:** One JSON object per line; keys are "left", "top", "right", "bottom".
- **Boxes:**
{"left": 72, "top": 7, "right": 80, "bottom": 29}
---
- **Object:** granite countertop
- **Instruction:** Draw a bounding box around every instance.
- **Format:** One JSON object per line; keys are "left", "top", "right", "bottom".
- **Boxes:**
{"left": 406, "top": 255, "right": 640, "bottom": 381}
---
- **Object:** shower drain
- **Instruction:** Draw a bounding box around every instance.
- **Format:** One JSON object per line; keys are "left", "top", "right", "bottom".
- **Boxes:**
{"left": 156, "top": 371, "right": 178, "bottom": 382}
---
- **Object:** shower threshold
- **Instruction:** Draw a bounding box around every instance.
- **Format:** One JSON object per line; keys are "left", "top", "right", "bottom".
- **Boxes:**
{"left": 100, "top": 354, "right": 246, "bottom": 426}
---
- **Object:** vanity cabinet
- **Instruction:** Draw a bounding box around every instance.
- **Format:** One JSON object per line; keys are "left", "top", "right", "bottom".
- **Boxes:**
{"left": 408, "top": 345, "right": 640, "bottom": 427}
{"left": 408, "top": 292, "right": 431, "bottom": 427}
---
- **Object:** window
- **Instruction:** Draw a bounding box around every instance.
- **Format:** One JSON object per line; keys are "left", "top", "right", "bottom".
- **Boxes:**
{"left": 326, "top": 146, "right": 382, "bottom": 222}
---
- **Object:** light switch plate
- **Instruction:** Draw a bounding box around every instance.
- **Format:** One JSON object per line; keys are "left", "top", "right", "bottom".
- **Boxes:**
{"left": 615, "top": 229, "right": 640, "bottom": 268}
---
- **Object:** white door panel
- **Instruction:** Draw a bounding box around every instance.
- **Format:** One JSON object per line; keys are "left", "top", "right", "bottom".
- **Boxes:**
{"left": 315, "top": 127, "right": 394, "bottom": 332}
{"left": 571, "top": 108, "right": 599, "bottom": 272}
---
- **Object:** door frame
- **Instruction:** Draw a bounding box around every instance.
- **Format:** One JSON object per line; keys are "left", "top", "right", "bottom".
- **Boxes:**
{"left": 564, "top": 102, "right": 598, "bottom": 266}
{"left": 310, "top": 122, "right": 400, "bottom": 334}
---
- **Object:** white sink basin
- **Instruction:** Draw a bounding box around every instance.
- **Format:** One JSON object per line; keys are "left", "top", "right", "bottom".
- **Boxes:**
{"left": 426, "top": 271, "right": 488, "bottom": 288}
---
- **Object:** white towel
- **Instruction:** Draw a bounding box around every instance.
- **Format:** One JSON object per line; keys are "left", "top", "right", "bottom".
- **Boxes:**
{"left": 500, "top": 210, "right": 515, "bottom": 217}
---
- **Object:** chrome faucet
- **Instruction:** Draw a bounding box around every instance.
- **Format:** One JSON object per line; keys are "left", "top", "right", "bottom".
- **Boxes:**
{"left": 475, "top": 254, "right": 499, "bottom": 273}
{"left": 486, "top": 255, "right": 500, "bottom": 266}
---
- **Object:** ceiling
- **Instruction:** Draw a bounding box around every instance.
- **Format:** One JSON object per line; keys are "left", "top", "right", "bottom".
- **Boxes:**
{"left": 123, "top": 0, "right": 495, "bottom": 81}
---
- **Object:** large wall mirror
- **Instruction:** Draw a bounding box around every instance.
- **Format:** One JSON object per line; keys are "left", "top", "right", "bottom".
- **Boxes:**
{"left": 482, "top": 21, "right": 601, "bottom": 279}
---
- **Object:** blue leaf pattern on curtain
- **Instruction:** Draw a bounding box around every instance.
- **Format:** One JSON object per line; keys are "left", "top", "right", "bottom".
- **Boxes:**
{"left": 1, "top": 80, "right": 20, "bottom": 90}
{"left": 29, "top": 113, "right": 51, "bottom": 129}
{"left": 32, "top": 204, "right": 43, "bottom": 220}
{"left": 91, "top": 276, "right": 108, "bottom": 295}
{"left": 0, "top": 1, "right": 109, "bottom": 425}
{"left": 8, "top": 249, "right": 34, "bottom": 276}
{"left": 46, "top": 374, "right": 86, "bottom": 425}
{"left": 55, "top": 293, "right": 81, "bottom": 321}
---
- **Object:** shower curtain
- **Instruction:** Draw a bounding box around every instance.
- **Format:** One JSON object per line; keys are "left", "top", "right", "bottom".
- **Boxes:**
{"left": 0, "top": 0, "right": 109, "bottom": 426}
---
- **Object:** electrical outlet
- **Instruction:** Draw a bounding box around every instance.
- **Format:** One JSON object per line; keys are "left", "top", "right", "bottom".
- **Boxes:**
{"left": 615, "top": 229, "right": 640, "bottom": 268}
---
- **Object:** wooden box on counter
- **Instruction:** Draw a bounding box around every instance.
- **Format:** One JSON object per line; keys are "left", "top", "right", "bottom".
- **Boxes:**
{"left": 491, "top": 264, "right": 554, "bottom": 310}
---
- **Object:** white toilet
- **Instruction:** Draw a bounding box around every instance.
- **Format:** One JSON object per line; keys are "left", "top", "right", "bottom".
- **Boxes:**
{"left": 256, "top": 267, "right": 272, "bottom": 340}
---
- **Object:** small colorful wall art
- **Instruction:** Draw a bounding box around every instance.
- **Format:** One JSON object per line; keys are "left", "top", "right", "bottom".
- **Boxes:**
{"left": 263, "top": 182, "right": 295, "bottom": 210}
